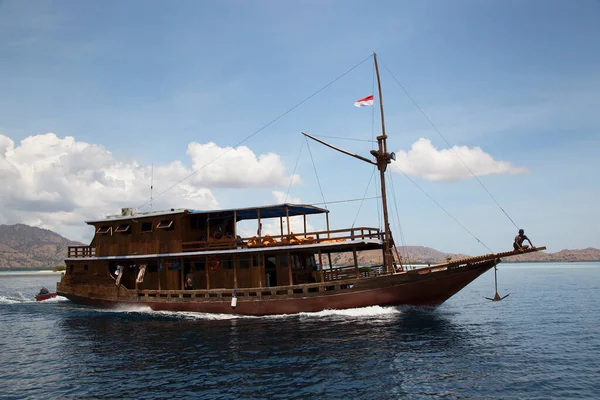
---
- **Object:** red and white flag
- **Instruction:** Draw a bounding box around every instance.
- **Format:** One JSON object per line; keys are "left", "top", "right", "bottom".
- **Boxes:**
{"left": 354, "top": 94, "right": 374, "bottom": 107}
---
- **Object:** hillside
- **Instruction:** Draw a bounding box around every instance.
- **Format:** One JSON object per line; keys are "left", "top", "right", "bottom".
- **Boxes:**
{"left": 505, "top": 247, "right": 600, "bottom": 263}
{"left": 0, "top": 224, "right": 83, "bottom": 270}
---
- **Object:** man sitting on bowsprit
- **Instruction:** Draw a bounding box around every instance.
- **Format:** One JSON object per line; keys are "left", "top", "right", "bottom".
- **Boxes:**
{"left": 514, "top": 229, "right": 534, "bottom": 251}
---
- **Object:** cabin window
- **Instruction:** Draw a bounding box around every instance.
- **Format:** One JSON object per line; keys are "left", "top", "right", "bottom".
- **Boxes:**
{"left": 291, "top": 254, "right": 304, "bottom": 270}
{"left": 141, "top": 222, "right": 153, "bottom": 232}
{"left": 221, "top": 257, "right": 234, "bottom": 270}
{"left": 279, "top": 254, "right": 289, "bottom": 269}
{"left": 166, "top": 261, "right": 181, "bottom": 271}
{"left": 108, "top": 261, "right": 117, "bottom": 276}
{"left": 157, "top": 220, "right": 174, "bottom": 230}
{"left": 115, "top": 224, "right": 131, "bottom": 233}
{"left": 96, "top": 226, "right": 111, "bottom": 234}
{"left": 194, "top": 260, "right": 206, "bottom": 271}
{"left": 239, "top": 257, "right": 251, "bottom": 269}
{"left": 190, "top": 217, "right": 204, "bottom": 230}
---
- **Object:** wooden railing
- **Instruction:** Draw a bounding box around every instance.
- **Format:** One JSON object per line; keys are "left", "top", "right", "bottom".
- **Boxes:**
{"left": 322, "top": 264, "right": 385, "bottom": 281}
{"left": 67, "top": 227, "right": 384, "bottom": 257}
{"left": 137, "top": 278, "right": 361, "bottom": 299}
{"left": 181, "top": 226, "right": 383, "bottom": 252}
{"left": 68, "top": 246, "right": 96, "bottom": 258}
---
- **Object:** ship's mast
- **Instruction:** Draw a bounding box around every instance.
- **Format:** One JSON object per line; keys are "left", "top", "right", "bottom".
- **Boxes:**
{"left": 372, "top": 52, "right": 395, "bottom": 273}
{"left": 302, "top": 52, "right": 396, "bottom": 273}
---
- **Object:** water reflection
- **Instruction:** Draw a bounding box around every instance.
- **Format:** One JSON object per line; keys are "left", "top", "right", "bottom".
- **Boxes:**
{"left": 53, "top": 304, "right": 470, "bottom": 398}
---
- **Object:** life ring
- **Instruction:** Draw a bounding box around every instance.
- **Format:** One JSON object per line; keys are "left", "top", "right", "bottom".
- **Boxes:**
{"left": 208, "top": 255, "right": 220, "bottom": 271}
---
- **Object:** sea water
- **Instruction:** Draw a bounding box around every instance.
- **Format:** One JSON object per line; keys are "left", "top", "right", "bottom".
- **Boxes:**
{"left": 0, "top": 263, "right": 599, "bottom": 399}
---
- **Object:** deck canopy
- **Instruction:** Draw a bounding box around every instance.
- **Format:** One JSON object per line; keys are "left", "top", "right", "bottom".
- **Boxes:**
{"left": 87, "top": 203, "right": 328, "bottom": 224}
{"left": 189, "top": 203, "right": 329, "bottom": 221}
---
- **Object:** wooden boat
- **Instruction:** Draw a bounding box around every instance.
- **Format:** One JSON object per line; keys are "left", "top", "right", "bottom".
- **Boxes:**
{"left": 36, "top": 288, "right": 58, "bottom": 302}
{"left": 56, "top": 53, "right": 545, "bottom": 315}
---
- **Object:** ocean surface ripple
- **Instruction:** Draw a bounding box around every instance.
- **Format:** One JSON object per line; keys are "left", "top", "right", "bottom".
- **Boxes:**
{"left": 1, "top": 263, "right": 599, "bottom": 399}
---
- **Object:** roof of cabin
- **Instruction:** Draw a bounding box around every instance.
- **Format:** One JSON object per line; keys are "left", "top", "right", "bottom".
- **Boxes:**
{"left": 86, "top": 203, "right": 329, "bottom": 224}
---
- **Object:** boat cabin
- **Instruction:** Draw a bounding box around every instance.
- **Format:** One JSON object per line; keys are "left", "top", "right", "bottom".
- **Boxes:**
{"left": 65, "top": 204, "right": 385, "bottom": 293}
{"left": 84, "top": 204, "right": 333, "bottom": 256}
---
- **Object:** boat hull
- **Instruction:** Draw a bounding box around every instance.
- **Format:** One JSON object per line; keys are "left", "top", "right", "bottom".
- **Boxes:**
{"left": 58, "top": 260, "right": 495, "bottom": 315}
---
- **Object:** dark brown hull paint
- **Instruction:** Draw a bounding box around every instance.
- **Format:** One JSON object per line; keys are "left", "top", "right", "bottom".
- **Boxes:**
{"left": 59, "top": 260, "right": 494, "bottom": 315}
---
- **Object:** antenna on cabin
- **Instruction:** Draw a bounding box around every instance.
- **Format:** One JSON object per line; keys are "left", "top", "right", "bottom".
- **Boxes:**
{"left": 150, "top": 163, "right": 154, "bottom": 210}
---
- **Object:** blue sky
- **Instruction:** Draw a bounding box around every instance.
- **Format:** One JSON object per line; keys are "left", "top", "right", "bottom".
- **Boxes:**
{"left": 0, "top": 0, "right": 598, "bottom": 254}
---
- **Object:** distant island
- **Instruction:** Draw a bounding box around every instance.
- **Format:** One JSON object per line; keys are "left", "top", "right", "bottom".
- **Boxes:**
{"left": 0, "top": 223, "right": 598, "bottom": 270}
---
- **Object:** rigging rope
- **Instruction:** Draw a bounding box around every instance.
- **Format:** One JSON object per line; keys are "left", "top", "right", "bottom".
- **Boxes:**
{"left": 285, "top": 140, "right": 304, "bottom": 203}
{"left": 395, "top": 168, "right": 493, "bottom": 253}
{"left": 136, "top": 53, "right": 374, "bottom": 210}
{"left": 379, "top": 57, "right": 519, "bottom": 230}
{"left": 311, "top": 196, "right": 380, "bottom": 206}
{"left": 305, "top": 137, "right": 328, "bottom": 210}
{"left": 388, "top": 169, "right": 412, "bottom": 265}
{"left": 351, "top": 166, "right": 378, "bottom": 228}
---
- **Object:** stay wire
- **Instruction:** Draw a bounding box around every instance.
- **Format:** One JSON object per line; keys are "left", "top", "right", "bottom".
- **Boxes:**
{"left": 136, "top": 53, "right": 374, "bottom": 210}
{"left": 388, "top": 169, "right": 412, "bottom": 265}
{"left": 285, "top": 140, "right": 304, "bottom": 203}
{"left": 351, "top": 166, "right": 378, "bottom": 228}
{"left": 379, "top": 57, "right": 519, "bottom": 230}
{"left": 305, "top": 137, "right": 328, "bottom": 210}
{"left": 311, "top": 196, "right": 380, "bottom": 206}
{"left": 397, "top": 168, "right": 493, "bottom": 253}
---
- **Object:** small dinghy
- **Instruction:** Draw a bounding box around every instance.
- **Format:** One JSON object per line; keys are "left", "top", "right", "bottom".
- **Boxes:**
{"left": 35, "top": 287, "right": 57, "bottom": 302}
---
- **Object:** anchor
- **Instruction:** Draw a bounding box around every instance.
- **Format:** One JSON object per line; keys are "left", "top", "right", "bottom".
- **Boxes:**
{"left": 485, "top": 259, "right": 509, "bottom": 301}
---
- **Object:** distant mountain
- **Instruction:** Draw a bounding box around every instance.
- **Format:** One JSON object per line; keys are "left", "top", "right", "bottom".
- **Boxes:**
{"left": 0, "top": 224, "right": 83, "bottom": 270}
{"left": 505, "top": 247, "right": 600, "bottom": 263}
{"left": 330, "top": 246, "right": 600, "bottom": 266}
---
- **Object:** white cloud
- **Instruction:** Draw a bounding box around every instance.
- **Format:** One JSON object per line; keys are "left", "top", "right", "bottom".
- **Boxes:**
{"left": 187, "top": 142, "right": 301, "bottom": 187}
{"left": 391, "top": 138, "right": 528, "bottom": 181}
{"left": 0, "top": 133, "right": 300, "bottom": 242}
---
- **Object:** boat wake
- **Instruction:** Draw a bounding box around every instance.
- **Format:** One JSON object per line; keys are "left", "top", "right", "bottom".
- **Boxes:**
{"left": 0, "top": 294, "right": 68, "bottom": 304}
{"left": 297, "top": 305, "right": 402, "bottom": 319}
{"left": 0, "top": 295, "right": 31, "bottom": 304}
{"left": 37, "top": 296, "right": 69, "bottom": 303}
{"left": 88, "top": 305, "right": 252, "bottom": 320}
{"left": 84, "top": 304, "right": 402, "bottom": 321}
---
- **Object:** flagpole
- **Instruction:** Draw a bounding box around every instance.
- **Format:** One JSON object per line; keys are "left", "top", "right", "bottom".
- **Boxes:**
{"left": 373, "top": 52, "right": 394, "bottom": 273}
